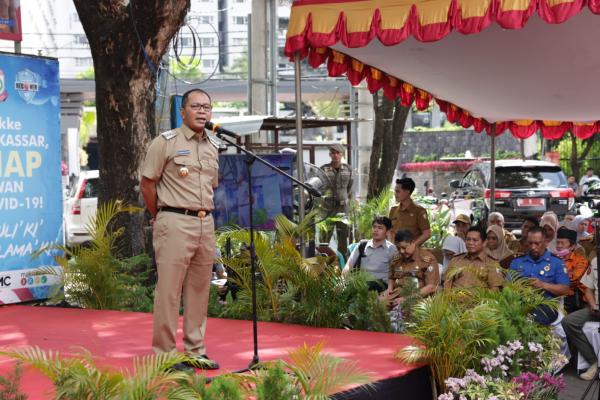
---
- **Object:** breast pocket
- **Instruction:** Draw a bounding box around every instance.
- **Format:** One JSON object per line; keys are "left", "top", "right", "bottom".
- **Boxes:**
{"left": 173, "top": 155, "right": 200, "bottom": 178}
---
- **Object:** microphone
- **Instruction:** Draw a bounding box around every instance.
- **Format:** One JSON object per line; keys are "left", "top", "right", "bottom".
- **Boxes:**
{"left": 205, "top": 121, "right": 241, "bottom": 140}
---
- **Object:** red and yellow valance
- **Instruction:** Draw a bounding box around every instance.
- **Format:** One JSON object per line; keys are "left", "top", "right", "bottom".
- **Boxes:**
{"left": 284, "top": 0, "right": 600, "bottom": 139}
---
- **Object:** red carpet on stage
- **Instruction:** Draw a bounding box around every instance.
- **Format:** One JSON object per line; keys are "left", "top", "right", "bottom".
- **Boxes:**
{"left": 0, "top": 306, "right": 431, "bottom": 399}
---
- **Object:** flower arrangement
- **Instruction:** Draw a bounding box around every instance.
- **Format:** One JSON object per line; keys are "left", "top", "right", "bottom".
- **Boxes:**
{"left": 438, "top": 339, "right": 567, "bottom": 400}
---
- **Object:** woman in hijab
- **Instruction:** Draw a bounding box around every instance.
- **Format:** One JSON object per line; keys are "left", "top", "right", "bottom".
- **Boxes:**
{"left": 569, "top": 215, "right": 592, "bottom": 242}
{"left": 485, "top": 224, "right": 515, "bottom": 269}
{"left": 540, "top": 212, "right": 559, "bottom": 254}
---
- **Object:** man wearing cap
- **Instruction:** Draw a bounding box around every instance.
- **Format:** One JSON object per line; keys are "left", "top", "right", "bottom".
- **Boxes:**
{"left": 321, "top": 143, "right": 354, "bottom": 256}
{"left": 140, "top": 88, "right": 220, "bottom": 372}
{"left": 388, "top": 178, "right": 431, "bottom": 246}
{"left": 555, "top": 227, "right": 589, "bottom": 313}
{"left": 562, "top": 257, "right": 600, "bottom": 380}
{"left": 509, "top": 226, "right": 570, "bottom": 325}
{"left": 441, "top": 214, "right": 469, "bottom": 277}
{"left": 443, "top": 227, "right": 504, "bottom": 290}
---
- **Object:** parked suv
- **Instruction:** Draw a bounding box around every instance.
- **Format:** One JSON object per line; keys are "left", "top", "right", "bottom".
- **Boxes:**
{"left": 64, "top": 170, "right": 99, "bottom": 245}
{"left": 449, "top": 160, "right": 575, "bottom": 230}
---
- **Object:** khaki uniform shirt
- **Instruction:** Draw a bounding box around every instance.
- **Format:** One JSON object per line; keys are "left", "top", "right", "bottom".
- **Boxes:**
{"left": 386, "top": 248, "right": 439, "bottom": 300}
{"left": 443, "top": 252, "right": 504, "bottom": 290}
{"left": 142, "top": 124, "right": 219, "bottom": 210}
{"left": 388, "top": 198, "right": 430, "bottom": 240}
{"left": 508, "top": 240, "right": 529, "bottom": 257}
{"left": 321, "top": 163, "right": 353, "bottom": 212}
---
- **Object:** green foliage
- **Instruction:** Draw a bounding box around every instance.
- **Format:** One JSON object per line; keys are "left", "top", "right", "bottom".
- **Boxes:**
{"left": 217, "top": 216, "right": 392, "bottom": 331}
{"left": 79, "top": 108, "right": 96, "bottom": 146}
{"left": 398, "top": 275, "right": 555, "bottom": 392}
{"left": 76, "top": 67, "right": 95, "bottom": 79}
{"left": 0, "top": 362, "right": 27, "bottom": 400}
{"left": 309, "top": 99, "right": 343, "bottom": 118}
{"left": 413, "top": 154, "right": 438, "bottom": 162}
{"left": 33, "top": 200, "right": 152, "bottom": 310}
{"left": 350, "top": 185, "right": 393, "bottom": 239}
{"left": 255, "top": 362, "right": 300, "bottom": 400}
{"left": 226, "top": 52, "right": 248, "bottom": 79}
{"left": 1, "top": 343, "right": 370, "bottom": 400}
{"left": 170, "top": 56, "right": 203, "bottom": 81}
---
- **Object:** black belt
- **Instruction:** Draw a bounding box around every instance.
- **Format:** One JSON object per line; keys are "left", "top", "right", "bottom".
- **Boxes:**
{"left": 159, "top": 206, "right": 212, "bottom": 218}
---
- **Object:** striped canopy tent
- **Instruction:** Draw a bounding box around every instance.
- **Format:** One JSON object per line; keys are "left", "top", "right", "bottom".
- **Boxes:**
{"left": 284, "top": 0, "right": 600, "bottom": 140}
{"left": 284, "top": 0, "right": 600, "bottom": 213}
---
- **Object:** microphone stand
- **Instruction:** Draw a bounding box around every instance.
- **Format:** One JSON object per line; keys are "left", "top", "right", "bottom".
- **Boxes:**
{"left": 215, "top": 132, "right": 321, "bottom": 369}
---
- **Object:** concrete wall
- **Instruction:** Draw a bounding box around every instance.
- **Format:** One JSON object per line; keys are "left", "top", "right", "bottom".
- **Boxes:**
{"left": 398, "top": 129, "right": 521, "bottom": 164}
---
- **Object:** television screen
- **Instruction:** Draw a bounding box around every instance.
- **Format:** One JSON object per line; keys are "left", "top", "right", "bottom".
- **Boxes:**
{"left": 215, "top": 154, "right": 295, "bottom": 230}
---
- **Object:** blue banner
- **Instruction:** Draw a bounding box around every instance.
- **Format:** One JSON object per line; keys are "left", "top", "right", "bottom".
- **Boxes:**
{"left": 0, "top": 52, "right": 61, "bottom": 304}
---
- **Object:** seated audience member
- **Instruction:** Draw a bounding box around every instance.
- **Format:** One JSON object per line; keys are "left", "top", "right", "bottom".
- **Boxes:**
{"left": 343, "top": 216, "right": 397, "bottom": 292}
{"left": 509, "top": 217, "right": 539, "bottom": 257}
{"left": 510, "top": 227, "right": 570, "bottom": 325}
{"left": 443, "top": 227, "right": 504, "bottom": 291}
{"left": 570, "top": 216, "right": 593, "bottom": 243}
{"left": 562, "top": 257, "right": 599, "bottom": 380}
{"left": 556, "top": 227, "right": 589, "bottom": 313}
{"left": 488, "top": 211, "right": 517, "bottom": 242}
{"left": 541, "top": 212, "right": 559, "bottom": 254}
{"left": 388, "top": 178, "right": 431, "bottom": 246}
{"left": 561, "top": 211, "right": 577, "bottom": 228}
{"left": 486, "top": 224, "right": 515, "bottom": 269}
{"left": 441, "top": 214, "right": 469, "bottom": 276}
{"left": 383, "top": 229, "right": 439, "bottom": 307}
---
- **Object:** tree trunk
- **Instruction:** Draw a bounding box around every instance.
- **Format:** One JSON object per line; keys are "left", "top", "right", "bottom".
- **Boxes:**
{"left": 570, "top": 133, "right": 579, "bottom": 180}
{"left": 73, "top": 1, "right": 189, "bottom": 257}
{"left": 367, "top": 91, "right": 410, "bottom": 200}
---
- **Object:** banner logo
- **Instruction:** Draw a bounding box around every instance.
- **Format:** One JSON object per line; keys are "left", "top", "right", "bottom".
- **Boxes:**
{"left": 15, "top": 69, "right": 39, "bottom": 103}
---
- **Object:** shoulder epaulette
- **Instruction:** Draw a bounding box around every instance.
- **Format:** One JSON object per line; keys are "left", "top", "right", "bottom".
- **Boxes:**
{"left": 161, "top": 130, "right": 177, "bottom": 140}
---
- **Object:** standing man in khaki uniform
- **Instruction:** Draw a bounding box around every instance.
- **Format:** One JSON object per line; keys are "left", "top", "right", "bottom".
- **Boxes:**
{"left": 383, "top": 229, "right": 439, "bottom": 307}
{"left": 140, "top": 88, "right": 220, "bottom": 372}
{"left": 444, "top": 227, "right": 504, "bottom": 290}
{"left": 321, "top": 143, "right": 354, "bottom": 256}
{"left": 388, "top": 178, "right": 431, "bottom": 246}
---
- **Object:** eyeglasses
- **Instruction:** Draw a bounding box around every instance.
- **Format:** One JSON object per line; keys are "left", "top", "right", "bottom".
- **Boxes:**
{"left": 188, "top": 103, "right": 212, "bottom": 111}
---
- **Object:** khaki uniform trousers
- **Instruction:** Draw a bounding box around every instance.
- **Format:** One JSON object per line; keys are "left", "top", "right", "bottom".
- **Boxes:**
{"left": 152, "top": 211, "right": 215, "bottom": 355}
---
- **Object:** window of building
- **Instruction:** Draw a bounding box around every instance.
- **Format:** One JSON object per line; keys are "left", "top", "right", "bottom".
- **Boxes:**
{"left": 203, "top": 59, "right": 216, "bottom": 68}
{"left": 70, "top": 13, "right": 79, "bottom": 23}
{"left": 179, "top": 36, "right": 192, "bottom": 47}
{"left": 75, "top": 58, "right": 93, "bottom": 67}
{"left": 232, "top": 37, "right": 247, "bottom": 46}
{"left": 200, "top": 15, "right": 214, "bottom": 24}
{"left": 233, "top": 16, "right": 248, "bottom": 25}
{"left": 74, "top": 34, "right": 89, "bottom": 46}
{"left": 200, "top": 37, "right": 215, "bottom": 47}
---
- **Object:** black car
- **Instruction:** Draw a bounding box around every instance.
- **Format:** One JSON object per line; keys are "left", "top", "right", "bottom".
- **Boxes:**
{"left": 449, "top": 160, "right": 575, "bottom": 230}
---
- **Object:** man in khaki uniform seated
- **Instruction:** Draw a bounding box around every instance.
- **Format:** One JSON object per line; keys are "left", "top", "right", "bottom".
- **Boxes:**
{"left": 444, "top": 227, "right": 504, "bottom": 290}
{"left": 508, "top": 216, "right": 539, "bottom": 257}
{"left": 388, "top": 178, "right": 431, "bottom": 246}
{"left": 140, "top": 88, "right": 220, "bottom": 372}
{"left": 383, "top": 229, "right": 439, "bottom": 307}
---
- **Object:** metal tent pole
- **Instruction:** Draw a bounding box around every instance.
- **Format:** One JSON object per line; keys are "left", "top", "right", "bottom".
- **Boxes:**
{"left": 294, "top": 52, "right": 305, "bottom": 255}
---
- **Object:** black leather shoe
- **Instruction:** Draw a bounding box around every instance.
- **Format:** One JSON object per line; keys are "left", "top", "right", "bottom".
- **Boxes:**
{"left": 184, "top": 354, "right": 220, "bottom": 370}
{"left": 168, "top": 361, "right": 194, "bottom": 374}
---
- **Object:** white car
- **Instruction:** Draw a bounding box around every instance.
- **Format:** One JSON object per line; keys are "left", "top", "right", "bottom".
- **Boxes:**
{"left": 64, "top": 170, "right": 99, "bottom": 246}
